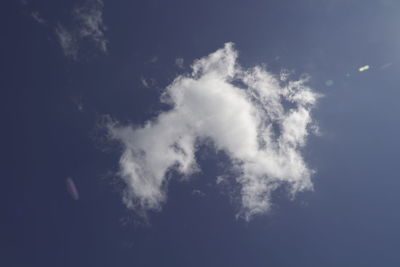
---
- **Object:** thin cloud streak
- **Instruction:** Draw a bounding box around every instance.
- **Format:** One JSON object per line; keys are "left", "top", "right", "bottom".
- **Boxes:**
{"left": 31, "top": 11, "right": 46, "bottom": 25}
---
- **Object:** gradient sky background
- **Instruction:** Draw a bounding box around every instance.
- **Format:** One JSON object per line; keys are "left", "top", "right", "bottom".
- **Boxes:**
{"left": 2, "top": 0, "right": 400, "bottom": 266}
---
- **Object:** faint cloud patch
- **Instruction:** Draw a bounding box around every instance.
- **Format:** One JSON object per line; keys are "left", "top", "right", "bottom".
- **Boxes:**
{"left": 147, "top": 56, "right": 158, "bottom": 64}
{"left": 191, "top": 189, "right": 205, "bottom": 197}
{"left": 216, "top": 175, "right": 228, "bottom": 185}
{"left": 56, "top": 24, "right": 79, "bottom": 60}
{"left": 140, "top": 76, "right": 157, "bottom": 88}
{"left": 380, "top": 62, "right": 393, "bottom": 70}
{"left": 73, "top": 0, "right": 107, "bottom": 52}
{"left": 31, "top": 11, "right": 46, "bottom": 25}
{"left": 71, "top": 95, "right": 84, "bottom": 112}
{"left": 175, "top": 57, "right": 184, "bottom": 69}
{"left": 56, "top": 0, "right": 107, "bottom": 60}
{"left": 140, "top": 76, "right": 149, "bottom": 88}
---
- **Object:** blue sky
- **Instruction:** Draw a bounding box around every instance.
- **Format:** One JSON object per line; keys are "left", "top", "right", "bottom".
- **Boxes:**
{"left": 2, "top": 0, "right": 400, "bottom": 266}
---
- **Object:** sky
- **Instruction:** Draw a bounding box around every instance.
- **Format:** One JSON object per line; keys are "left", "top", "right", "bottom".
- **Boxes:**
{"left": 2, "top": 0, "right": 400, "bottom": 266}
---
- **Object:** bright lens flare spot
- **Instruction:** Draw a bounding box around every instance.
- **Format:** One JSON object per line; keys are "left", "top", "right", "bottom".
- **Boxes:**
{"left": 358, "top": 65, "right": 370, "bottom": 72}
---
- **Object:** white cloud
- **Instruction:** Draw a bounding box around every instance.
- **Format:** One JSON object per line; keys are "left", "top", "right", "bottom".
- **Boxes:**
{"left": 108, "top": 43, "right": 319, "bottom": 220}
{"left": 56, "top": 0, "right": 107, "bottom": 59}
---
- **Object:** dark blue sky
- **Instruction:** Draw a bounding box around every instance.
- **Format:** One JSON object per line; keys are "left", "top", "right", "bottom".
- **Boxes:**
{"left": 2, "top": 0, "right": 400, "bottom": 266}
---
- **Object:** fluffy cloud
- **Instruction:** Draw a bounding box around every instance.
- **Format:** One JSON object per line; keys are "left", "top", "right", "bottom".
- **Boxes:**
{"left": 108, "top": 43, "right": 319, "bottom": 220}
{"left": 56, "top": 0, "right": 107, "bottom": 59}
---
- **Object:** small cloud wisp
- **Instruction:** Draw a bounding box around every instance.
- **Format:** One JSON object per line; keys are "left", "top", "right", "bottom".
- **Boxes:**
{"left": 56, "top": 0, "right": 107, "bottom": 59}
